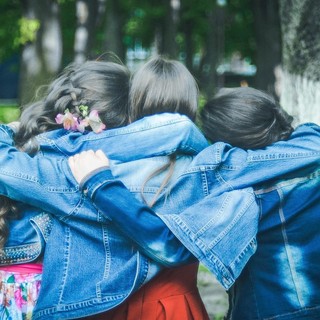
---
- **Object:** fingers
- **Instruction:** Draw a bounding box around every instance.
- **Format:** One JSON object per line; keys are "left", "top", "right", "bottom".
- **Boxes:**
{"left": 95, "top": 149, "right": 109, "bottom": 162}
{"left": 68, "top": 150, "right": 110, "bottom": 184}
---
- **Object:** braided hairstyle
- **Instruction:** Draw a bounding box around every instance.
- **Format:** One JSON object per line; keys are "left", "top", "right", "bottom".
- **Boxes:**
{"left": 0, "top": 60, "right": 130, "bottom": 248}
{"left": 15, "top": 60, "right": 130, "bottom": 153}
{"left": 200, "top": 87, "right": 294, "bottom": 149}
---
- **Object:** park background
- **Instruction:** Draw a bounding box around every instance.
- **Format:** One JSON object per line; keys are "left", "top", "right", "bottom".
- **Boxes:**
{"left": 0, "top": 1, "right": 319, "bottom": 319}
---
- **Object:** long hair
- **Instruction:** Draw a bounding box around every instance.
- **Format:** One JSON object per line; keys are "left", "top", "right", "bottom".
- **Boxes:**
{"left": 200, "top": 87, "right": 294, "bottom": 149}
{"left": 129, "top": 56, "right": 198, "bottom": 122}
{"left": 14, "top": 60, "right": 130, "bottom": 153}
{"left": 0, "top": 60, "right": 130, "bottom": 248}
{"left": 129, "top": 56, "right": 199, "bottom": 206}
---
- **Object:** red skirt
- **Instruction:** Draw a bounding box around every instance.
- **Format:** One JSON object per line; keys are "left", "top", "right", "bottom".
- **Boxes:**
{"left": 82, "top": 262, "right": 209, "bottom": 320}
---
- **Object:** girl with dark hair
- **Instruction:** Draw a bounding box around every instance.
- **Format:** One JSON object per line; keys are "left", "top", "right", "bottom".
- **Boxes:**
{"left": 129, "top": 56, "right": 198, "bottom": 122}
{"left": 0, "top": 59, "right": 130, "bottom": 319}
{"left": 0, "top": 57, "right": 209, "bottom": 319}
{"left": 200, "top": 87, "right": 293, "bottom": 148}
{"left": 69, "top": 87, "right": 320, "bottom": 320}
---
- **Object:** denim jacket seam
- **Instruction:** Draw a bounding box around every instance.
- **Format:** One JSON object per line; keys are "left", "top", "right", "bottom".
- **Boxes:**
{"left": 58, "top": 117, "right": 192, "bottom": 144}
{"left": 248, "top": 151, "right": 320, "bottom": 162}
{"left": 30, "top": 212, "right": 53, "bottom": 243}
{"left": 262, "top": 305, "right": 320, "bottom": 320}
{"left": 209, "top": 190, "right": 256, "bottom": 248}
{"left": 57, "top": 226, "right": 72, "bottom": 304}
{"left": 166, "top": 214, "right": 233, "bottom": 287}
{"left": 277, "top": 187, "right": 305, "bottom": 307}
{"left": 101, "top": 222, "right": 111, "bottom": 283}
{"left": 0, "top": 169, "right": 78, "bottom": 193}
{"left": 254, "top": 169, "right": 320, "bottom": 195}
{"left": 34, "top": 293, "right": 129, "bottom": 317}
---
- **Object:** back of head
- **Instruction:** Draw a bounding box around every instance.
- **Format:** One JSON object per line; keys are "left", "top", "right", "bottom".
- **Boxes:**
{"left": 200, "top": 87, "right": 294, "bottom": 149}
{"left": 129, "top": 56, "right": 198, "bottom": 122}
{"left": 15, "top": 60, "right": 130, "bottom": 152}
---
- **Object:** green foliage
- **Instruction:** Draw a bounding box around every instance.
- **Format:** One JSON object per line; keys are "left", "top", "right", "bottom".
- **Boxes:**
{"left": 0, "top": 105, "right": 20, "bottom": 123}
{"left": 15, "top": 18, "right": 40, "bottom": 46}
{"left": 124, "top": 1, "right": 166, "bottom": 47}
{"left": 0, "top": 0, "right": 257, "bottom": 64}
{"left": 60, "top": 0, "right": 77, "bottom": 64}
{"left": 225, "top": 0, "right": 255, "bottom": 60}
{"left": 198, "top": 264, "right": 211, "bottom": 273}
{"left": 0, "top": 0, "right": 21, "bottom": 61}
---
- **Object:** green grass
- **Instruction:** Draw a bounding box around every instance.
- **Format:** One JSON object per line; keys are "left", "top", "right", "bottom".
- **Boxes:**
{"left": 0, "top": 104, "right": 20, "bottom": 123}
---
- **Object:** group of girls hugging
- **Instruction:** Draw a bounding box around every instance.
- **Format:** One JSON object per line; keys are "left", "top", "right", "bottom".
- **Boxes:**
{"left": 0, "top": 54, "right": 319, "bottom": 320}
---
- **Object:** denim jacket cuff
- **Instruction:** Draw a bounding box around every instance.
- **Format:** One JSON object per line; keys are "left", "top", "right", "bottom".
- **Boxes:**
{"left": 0, "top": 124, "right": 15, "bottom": 144}
{"left": 81, "top": 168, "right": 115, "bottom": 199}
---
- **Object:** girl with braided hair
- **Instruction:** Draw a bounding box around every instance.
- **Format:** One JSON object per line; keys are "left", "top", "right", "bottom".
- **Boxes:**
{"left": 0, "top": 59, "right": 130, "bottom": 319}
{"left": 0, "top": 56, "right": 210, "bottom": 320}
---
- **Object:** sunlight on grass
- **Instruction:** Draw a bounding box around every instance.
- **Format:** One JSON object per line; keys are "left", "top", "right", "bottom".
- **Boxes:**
{"left": 0, "top": 105, "right": 20, "bottom": 123}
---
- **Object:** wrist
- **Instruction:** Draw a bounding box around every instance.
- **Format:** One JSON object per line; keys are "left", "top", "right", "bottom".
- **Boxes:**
{"left": 81, "top": 168, "right": 115, "bottom": 199}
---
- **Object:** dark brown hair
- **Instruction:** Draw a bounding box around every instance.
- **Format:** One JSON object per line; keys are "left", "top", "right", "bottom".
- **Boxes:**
{"left": 129, "top": 56, "right": 198, "bottom": 122}
{"left": 200, "top": 87, "right": 294, "bottom": 149}
{"left": 129, "top": 56, "right": 199, "bottom": 206}
{"left": 0, "top": 60, "right": 130, "bottom": 248}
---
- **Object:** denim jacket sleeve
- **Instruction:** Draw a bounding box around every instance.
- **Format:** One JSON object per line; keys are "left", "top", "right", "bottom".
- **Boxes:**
{"left": 212, "top": 123, "right": 320, "bottom": 190}
{"left": 77, "top": 123, "right": 320, "bottom": 290}
{"left": 0, "top": 126, "right": 79, "bottom": 215}
{"left": 81, "top": 167, "right": 259, "bottom": 289}
{"left": 0, "top": 114, "right": 207, "bottom": 216}
{"left": 81, "top": 169, "right": 196, "bottom": 267}
{"left": 43, "top": 113, "right": 209, "bottom": 161}
{"left": 0, "top": 125, "right": 16, "bottom": 145}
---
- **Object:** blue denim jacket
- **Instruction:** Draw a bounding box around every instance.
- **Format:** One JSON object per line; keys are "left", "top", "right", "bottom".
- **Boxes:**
{"left": 0, "top": 115, "right": 319, "bottom": 319}
{"left": 0, "top": 128, "right": 53, "bottom": 266}
{"left": 80, "top": 121, "right": 320, "bottom": 319}
{"left": 0, "top": 114, "right": 208, "bottom": 319}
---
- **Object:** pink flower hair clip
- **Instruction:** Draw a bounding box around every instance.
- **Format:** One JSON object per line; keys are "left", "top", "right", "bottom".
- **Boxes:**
{"left": 55, "top": 106, "right": 106, "bottom": 133}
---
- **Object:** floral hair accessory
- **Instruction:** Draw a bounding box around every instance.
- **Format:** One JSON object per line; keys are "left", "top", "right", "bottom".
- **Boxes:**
{"left": 55, "top": 109, "right": 78, "bottom": 131}
{"left": 55, "top": 105, "right": 106, "bottom": 133}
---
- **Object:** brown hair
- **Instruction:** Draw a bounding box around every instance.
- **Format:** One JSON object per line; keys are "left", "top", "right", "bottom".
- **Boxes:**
{"left": 0, "top": 60, "right": 130, "bottom": 248}
{"left": 130, "top": 56, "right": 198, "bottom": 206}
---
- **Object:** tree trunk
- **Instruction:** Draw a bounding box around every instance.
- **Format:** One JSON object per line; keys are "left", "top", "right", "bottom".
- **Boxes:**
{"left": 183, "top": 20, "right": 194, "bottom": 72}
{"left": 152, "top": 0, "right": 180, "bottom": 58}
{"left": 19, "top": 0, "right": 62, "bottom": 106}
{"left": 279, "top": 0, "right": 320, "bottom": 125}
{"left": 252, "top": 0, "right": 281, "bottom": 95}
{"left": 200, "top": 3, "right": 225, "bottom": 98}
{"left": 162, "top": 0, "right": 180, "bottom": 58}
{"left": 103, "top": 0, "right": 126, "bottom": 62}
{"left": 74, "top": 0, "right": 100, "bottom": 64}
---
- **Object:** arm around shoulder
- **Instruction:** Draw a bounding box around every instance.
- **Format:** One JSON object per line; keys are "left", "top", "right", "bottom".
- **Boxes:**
{"left": 81, "top": 169, "right": 196, "bottom": 267}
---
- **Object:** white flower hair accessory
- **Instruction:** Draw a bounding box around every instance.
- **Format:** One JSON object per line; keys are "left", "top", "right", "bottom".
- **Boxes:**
{"left": 55, "top": 105, "right": 106, "bottom": 133}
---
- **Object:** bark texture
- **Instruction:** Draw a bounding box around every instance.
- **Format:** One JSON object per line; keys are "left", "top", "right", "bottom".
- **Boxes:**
{"left": 279, "top": 0, "right": 320, "bottom": 124}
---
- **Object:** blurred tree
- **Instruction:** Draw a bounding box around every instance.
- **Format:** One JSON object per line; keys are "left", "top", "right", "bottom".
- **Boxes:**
{"left": 74, "top": 0, "right": 103, "bottom": 63}
{"left": 125, "top": 0, "right": 179, "bottom": 58}
{"left": 162, "top": 0, "right": 180, "bottom": 58}
{"left": 19, "top": 0, "right": 62, "bottom": 106}
{"left": 0, "top": 0, "right": 283, "bottom": 104}
{"left": 199, "top": 1, "right": 226, "bottom": 98}
{"left": 252, "top": 0, "right": 281, "bottom": 95}
{"left": 224, "top": 0, "right": 255, "bottom": 60}
{"left": 0, "top": 0, "right": 21, "bottom": 62}
{"left": 279, "top": 0, "right": 320, "bottom": 124}
{"left": 103, "top": 0, "right": 127, "bottom": 62}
